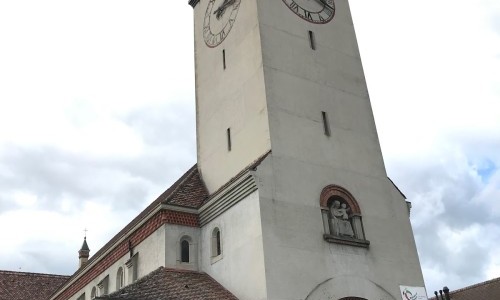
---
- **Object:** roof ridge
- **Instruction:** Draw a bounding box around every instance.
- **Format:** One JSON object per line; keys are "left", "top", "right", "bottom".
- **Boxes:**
{"left": 450, "top": 276, "right": 500, "bottom": 294}
{"left": 0, "top": 270, "right": 70, "bottom": 278}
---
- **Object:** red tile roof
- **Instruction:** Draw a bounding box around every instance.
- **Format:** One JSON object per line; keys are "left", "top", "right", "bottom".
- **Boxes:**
{"left": 164, "top": 166, "right": 208, "bottom": 208}
{"left": 429, "top": 277, "right": 500, "bottom": 300}
{"left": 0, "top": 270, "right": 69, "bottom": 300}
{"left": 96, "top": 267, "right": 238, "bottom": 300}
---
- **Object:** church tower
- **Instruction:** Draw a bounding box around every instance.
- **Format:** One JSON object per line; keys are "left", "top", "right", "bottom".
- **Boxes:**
{"left": 189, "top": 0, "right": 426, "bottom": 299}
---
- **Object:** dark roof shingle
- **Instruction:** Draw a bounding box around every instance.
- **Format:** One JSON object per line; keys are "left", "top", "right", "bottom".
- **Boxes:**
{"left": 164, "top": 167, "right": 208, "bottom": 208}
{"left": 0, "top": 270, "right": 69, "bottom": 300}
{"left": 97, "top": 267, "right": 238, "bottom": 300}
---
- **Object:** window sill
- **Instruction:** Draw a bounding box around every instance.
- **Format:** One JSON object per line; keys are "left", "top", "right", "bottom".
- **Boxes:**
{"left": 323, "top": 234, "right": 370, "bottom": 248}
{"left": 210, "top": 254, "right": 223, "bottom": 265}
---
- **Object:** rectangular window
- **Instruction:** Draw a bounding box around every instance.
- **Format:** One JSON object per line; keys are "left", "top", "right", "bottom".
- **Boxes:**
{"left": 308, "top": 30, "right": 316, "bottom": 50}
{"left": 322, "top": 111, "right": 330, "bottom": 136}
{"left": 223, "top": 49, "right": 226, "bottom": 69}
{"left": 227, "top": 128, "right": 232, "bottom": 151}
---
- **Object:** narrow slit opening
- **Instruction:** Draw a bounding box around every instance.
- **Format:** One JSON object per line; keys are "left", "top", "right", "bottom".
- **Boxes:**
{"left": 227, "top": 128, "right": 231, "bottom": 151}
{"left": 308, "top": 31, "right": 316, "bottom": 50}
{"left": 223, "top": 49, "right": 226, "bottom": 69}
{"left": 322, "top": 111, "right": 330, "bottom": 136}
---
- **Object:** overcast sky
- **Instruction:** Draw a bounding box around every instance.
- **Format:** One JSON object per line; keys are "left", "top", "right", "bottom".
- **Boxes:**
{"left": 0, "top": 0, "right": 499, "bottom": 296}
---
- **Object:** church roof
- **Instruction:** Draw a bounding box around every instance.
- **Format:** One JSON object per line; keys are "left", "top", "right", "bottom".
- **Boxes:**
{"left": 0, "top": 270, "right": 69, "bottom": 300}
{"left": 96, "top": 267, "right": 238, "bottom": 300}
{"left": 163, "top": 165, "right": 208, "bottom": 208}
{"left": 429, "top": 276, "right": 500, "bottom": 300}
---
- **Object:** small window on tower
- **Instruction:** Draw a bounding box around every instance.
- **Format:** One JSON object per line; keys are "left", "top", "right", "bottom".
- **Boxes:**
{"left": 223, "top": 49, "right": 226, "bottom": 69}
{"left": 322, "top": 111, "right": 331, "bottom": 136}
{"left": 227, "top": 128, "right": 232, "bottom": 151}
{"left": 308, "top": 30, "right": 316, "bottom": 50}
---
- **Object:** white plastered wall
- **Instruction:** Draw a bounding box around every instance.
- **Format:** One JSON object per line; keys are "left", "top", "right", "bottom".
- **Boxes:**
{"left": 193, "top": 0, "right": 271, "bottom": 193}
{"left": 200, "top": 190, "right": 268, "bottom": 300}
{"left": 164, "top": 224, "right": 201, "bottom": 271}
{"left": 251, "top": 0, "right": 426, "bottom": 298}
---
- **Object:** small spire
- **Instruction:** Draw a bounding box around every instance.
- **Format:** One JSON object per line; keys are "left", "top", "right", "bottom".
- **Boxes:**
{"left": 80, "top": 236, "right": 90, "bottom": 252}
{"left": 78, "top": 234, "right": 90, "bottom": 268}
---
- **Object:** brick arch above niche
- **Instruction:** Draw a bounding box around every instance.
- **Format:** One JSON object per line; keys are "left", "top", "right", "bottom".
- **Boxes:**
{"left": 320, "top": 185, "right": 361, "bottom": 214}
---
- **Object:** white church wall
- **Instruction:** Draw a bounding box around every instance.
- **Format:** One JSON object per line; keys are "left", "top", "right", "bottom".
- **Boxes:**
{"left": 200, "top": 190, "right": 268, "bottom": 300}
{"left": 164, "top": 224, "right": 200, "bottom": 271}
{"left": 134, "top": 224, "right": 166, "bottom": 279}
{"left": 258, "top": 0, "right": 386, "bottom": 180}
{"left": 192, "top": 0, "right": 271, "bottom": 193}
{"left": 236, "top": 0, "right": 428, "bottom": 298}
{"left": 255, "top": 144, "right": 425, "bottom": 299}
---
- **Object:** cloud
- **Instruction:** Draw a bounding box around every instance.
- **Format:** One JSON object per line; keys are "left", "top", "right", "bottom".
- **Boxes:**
{"left": 386, "top": 133, "right": 500, "bottom": 293}
{"left": 0, "top": 99, "right": 196, "bottom": 274}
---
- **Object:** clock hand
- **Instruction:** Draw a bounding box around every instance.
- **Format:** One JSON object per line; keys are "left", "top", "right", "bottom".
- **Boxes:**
{"left": 316, "top": 0, "right": 334, "bottom": 11}
{"left": 214, "top": 0, "right": 236, "bottom": 20}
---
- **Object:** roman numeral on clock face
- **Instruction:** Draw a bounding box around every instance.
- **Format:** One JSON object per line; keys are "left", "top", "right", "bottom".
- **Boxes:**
{"left": 282, "top": 0, "right": 335, "bottom": 24}
{"left": 203, "top": 0, "right": 241, "bottom": 47}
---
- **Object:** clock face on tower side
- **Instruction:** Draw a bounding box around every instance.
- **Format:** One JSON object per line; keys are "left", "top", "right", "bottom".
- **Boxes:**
{"left": 204, "top": 0, "right": 241, "bottom": 48}
{"left": 281, "top": 0, "right": 335, "bottom": 24}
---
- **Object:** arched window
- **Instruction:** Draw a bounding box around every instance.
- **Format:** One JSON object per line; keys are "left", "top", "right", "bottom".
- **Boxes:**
{"left": 181, "top": 240, "right": 190, "bottom": 262}
{"left": 178, "top": 235, "right": 194, "bottom": 264}
{"left": 320, "top": 185, "right": 369, "bottom": 248}
{"left": 91, "top": 287, "right": 97, "bottom": 299}
{"left": 211, "top": 227, "right": 222, "bottom": 257}
{"left": 116, "top": 267, "right": 124, "bottom": 290}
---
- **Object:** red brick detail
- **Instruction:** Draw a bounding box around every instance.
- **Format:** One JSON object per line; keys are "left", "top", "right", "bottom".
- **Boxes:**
{"left": 162, "top": 210, "right": 199, "bottom": 227}
{"left": 54, "top": 210, "right": 198, "bottom": 300}
{"left": 320, "top": 185, "right": 361, "bottom": 214}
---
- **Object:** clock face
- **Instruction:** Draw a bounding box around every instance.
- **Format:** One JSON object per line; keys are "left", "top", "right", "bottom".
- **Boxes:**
{"left": 281, "top": 0, "right": 335, "bottom": 24}
{"left": 203, "top": 0, "right": 241, "bottom": 48}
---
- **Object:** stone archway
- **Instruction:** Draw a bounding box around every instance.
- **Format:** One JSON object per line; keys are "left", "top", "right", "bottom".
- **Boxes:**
{"left": 305, "top": 276, "right": 396, "bottom": 300}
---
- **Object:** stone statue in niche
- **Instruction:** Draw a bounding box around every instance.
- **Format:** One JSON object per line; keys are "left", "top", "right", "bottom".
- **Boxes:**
{"left": 330, "top": 200, "right": 355, "bottom": 238}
